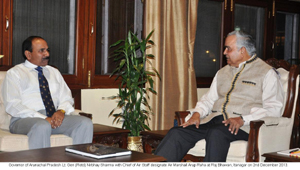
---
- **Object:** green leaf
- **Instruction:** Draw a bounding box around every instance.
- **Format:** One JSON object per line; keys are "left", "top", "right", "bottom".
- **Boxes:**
{"left": 147, "top": 40, "right": 154, "bottom": 45}
{"left": 107, "top": 29, "right": 159, "bottom": 136}
{"left": 146, "top": 30, "right": 154, "bottom": 41}
{"left": 146, "top": 54, "right": 155, "bottom": 59}
{"left": 110, "top": 39, "right": 124, "bottom": 47}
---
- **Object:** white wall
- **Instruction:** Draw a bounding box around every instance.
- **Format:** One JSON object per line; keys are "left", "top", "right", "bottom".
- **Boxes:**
{"left": 81, "top": 88, "right": 210, "bottom": 127}
{"left": 197, "top": 88, "right": 209, "bottom": 100}
{"left": 81, "top": 89, "right": 123, "bottom": 128}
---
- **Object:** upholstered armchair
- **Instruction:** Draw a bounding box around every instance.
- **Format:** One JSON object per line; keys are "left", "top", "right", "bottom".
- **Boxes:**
{"left": 175, "top": 58, "right": 300, "bottom": 162}
{"left": 0, "top": 71, "right": 91, "bottom": 152}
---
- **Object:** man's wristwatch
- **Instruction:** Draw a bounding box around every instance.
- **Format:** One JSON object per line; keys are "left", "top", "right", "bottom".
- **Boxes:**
{"left": 58, "top": 109, "right": 66, "bottom": 114}
{"left": 240, "top": 115, "right": 245, "bottom": 122}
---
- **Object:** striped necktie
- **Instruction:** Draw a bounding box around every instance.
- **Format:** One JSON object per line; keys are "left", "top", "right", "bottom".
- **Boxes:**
{"left": 35, "top": 66, "right": 56, "bottom": 117}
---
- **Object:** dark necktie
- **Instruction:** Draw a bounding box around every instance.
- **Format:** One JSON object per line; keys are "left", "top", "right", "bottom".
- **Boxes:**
{"left": 35, "top": 66, "right": 56, "bottom": 117}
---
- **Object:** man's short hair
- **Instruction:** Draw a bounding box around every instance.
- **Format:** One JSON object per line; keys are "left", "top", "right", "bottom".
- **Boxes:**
{"left": 22, "top": 36, "right": 45, "bottom": 59}
{"left": 227, "top": 30, "right": 256, "bottom": 56}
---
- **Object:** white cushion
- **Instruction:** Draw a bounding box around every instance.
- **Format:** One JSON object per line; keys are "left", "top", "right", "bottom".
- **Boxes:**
{"left": 187, "top": 139, "right": 248, "bottom": 162}
{"left": 0, "top": 129, "right": 29, "bottom": 151}
{"left": 50, "top": 135, "right": 73, "bottom": 148}
{"left": 277, "top": 68, "right": 288, "bottom": 116}
{"left": 0, "top": 129, "right": 73, "bottom": 152}
{"left": 0, "top": 71, "right": 11, "bottom": 130}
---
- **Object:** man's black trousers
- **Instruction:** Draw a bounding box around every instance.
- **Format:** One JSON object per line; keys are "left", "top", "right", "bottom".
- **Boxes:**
{"left": 154, "top": 115, "right": 249, "bottom": 162}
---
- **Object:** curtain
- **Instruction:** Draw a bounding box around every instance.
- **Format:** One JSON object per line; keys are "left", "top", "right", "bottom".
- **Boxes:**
{"left": 144, "top": 0, "right": 198, "bottom": 130}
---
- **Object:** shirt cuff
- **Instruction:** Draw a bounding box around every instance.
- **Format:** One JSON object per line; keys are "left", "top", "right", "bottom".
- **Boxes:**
{"left": 241, "top": 115, "right": 251, "bottom": 126}
{"left": 188, "top": 108, "right": 206, "bottom": 119}
{"left": 58, "top": 106, "right": 74, "bottom": 115}
{"left": 34, "top": 112, "right": 47, "bottom": 119}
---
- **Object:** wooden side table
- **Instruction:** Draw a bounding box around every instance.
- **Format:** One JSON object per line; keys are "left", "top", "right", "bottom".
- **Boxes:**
{"left": 262, "top": 152, "right": 300, "bottom": 162}
{"left": 93, "top": 124, "right": 130, "bottom": 149}
{"left": 141, "top": 130, "right": 169, "bottom": 154}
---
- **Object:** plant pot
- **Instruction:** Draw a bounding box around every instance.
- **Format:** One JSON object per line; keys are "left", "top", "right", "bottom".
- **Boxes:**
{"left": 127, "top": 136, "right": 144, "bottom": 153}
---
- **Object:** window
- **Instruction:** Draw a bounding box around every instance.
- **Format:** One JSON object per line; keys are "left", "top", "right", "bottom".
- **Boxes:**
{"left": 90, "top": 0, "right": 142, "bottom": 88}
{"left": 194, "top": 0, "right": 222, "bottom": 78}
{"left": 193, "top": 0, "right": 300, "bottom": 87}
{"left": 275, "top": 11, "right": 299, "bottom": 64}
{"left": 12, "top": 0, "right": 76, "bottom": 75}
{"left": 234, "top": 4, "right": 265, "bottom": 59}
{"left": 95, "top": 0, "right": 138, "bottom": 75}
{"left": 0, "top": 0, "right": 142, "bottom": 88}
{"left": 193, "top": 0, "right": 268, "bottom": 87}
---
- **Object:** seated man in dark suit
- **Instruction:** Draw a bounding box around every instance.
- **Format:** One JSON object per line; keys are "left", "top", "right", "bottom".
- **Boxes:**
{"left": 2, "top": 36, "right": 93, "bottom": 149}
{"left": 155, "top": 30, "right": 284, "bottom": 162}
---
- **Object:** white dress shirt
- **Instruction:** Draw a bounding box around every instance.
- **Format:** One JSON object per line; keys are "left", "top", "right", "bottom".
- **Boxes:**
{"left": 2, "top": 60, "right": 74, "bottom": 119}
{"left": 189, "top": 60, "right": 284, "bottom": 126}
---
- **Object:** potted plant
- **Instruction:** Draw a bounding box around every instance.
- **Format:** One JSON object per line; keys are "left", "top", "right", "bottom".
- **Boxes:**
{"left": 109, "top": 30, "right": 160, "bottom": 152}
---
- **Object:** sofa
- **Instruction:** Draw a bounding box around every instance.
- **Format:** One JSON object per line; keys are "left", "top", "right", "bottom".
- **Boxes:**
{"left": 0, "top": 71, "right": 76, "bottom": 152}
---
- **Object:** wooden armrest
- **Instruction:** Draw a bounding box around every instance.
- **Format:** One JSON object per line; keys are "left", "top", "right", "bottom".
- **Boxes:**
{"left": 79, "top": 112, "right": 93, "bottom": 120}
{"left": 246, "top": 120, "right": 264, "bottom": 162}
{"left": 175, "top": 111, "right": 190, "bottom": 125}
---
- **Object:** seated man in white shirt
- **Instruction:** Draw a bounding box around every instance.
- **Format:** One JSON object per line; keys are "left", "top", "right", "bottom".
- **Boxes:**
{"left": 1, "top": 36, "right": 93, "bottom": 149}
{"left": 154, "top": 30, "right": 284, "bottom": 162}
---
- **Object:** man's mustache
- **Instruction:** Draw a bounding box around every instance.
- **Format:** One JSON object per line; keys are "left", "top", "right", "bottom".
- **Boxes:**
{"left": 44, "top": 56, "right": 50, "bottom": 60}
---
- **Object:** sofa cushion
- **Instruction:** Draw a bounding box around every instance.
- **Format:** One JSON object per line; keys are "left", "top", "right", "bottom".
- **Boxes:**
{"left": 0, "top": 129, "right": 29, "bottom": 151}
{"left": 0, "top": 129, "right": 73, "bottom": 152}
{"left": 50, "top": 134, "right": 73, "bottom": 147}
{"left": 0, "top": 71, "right": 11, "bottom": 130}
{"left": 187, "top": 139, "right": 248, "bottom": 161}
{"left": 277, "top": 68, "right": 288, "bottom": 116}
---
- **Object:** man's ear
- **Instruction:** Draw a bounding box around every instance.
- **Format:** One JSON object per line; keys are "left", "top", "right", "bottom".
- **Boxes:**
{"left": 24, "top": 50, "right": 31, "bottom": 60}
{"left": 240, "top": 47, "right": 246, "bottom": 54}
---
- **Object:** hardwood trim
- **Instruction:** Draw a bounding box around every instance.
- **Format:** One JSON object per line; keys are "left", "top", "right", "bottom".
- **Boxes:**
{"left": 0, "top": 0, "right": 2, "bottom": 60}
{"left": 1, "top": 0, "right": 12, "bottom": 66}
{"left": 266, "top": 0, "right": 275, "bottom": 59}
{"left": 87, "top": 0, "right": 96, "bottom": 88}
{"left": 70, "top": 88, "right": 82, "bottom": 110}
{"left": 196, "top": 77, "right": 213, "bottom": 88}
{"left": 291, "top": 94, "right": 300, "bottom": 148}
{"left": 0, "top": 65, "right": 12, "bottom": 71}
{"left": 235, "top": 0, "right": 269, "bottom": 7}
{"left": 275, "top": 0, "right": 300, "bottom": 13}
{"left": 182, "top": 154, "right": 204, "bottom": 162}
{"left": 63, "top": 0, "right": 88, "bottom": 86}
{"left": 283, "top": 65, "right": 299, "bottom": 118}
{"left": 246, "top": 120, "right": 264, "bottom": 162}
{"left": 263, "top": 152, "right": 300, "bottom": 162}
{"left": 175, "top": 111, "right": 190, "bottom": 125}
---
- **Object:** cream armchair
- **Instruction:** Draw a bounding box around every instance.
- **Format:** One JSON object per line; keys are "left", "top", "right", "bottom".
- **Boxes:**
{"left": 175, "top": 58, "right": 300, "bottom": 162}
{"left": 0, "top": 71, "right": 90, "bottom": 152}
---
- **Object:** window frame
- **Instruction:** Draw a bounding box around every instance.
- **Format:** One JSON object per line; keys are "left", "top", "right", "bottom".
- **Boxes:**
{"left": 0, "top": 0, "right": 137, "bottom": 89}
{"left": 272, "top": 0, "right": 300, "bottom": 61}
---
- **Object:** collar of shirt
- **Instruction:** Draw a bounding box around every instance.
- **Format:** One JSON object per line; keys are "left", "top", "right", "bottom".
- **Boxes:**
{"left": 238, "top": 55, "right": 256, "bottom": 68}
{"left": 230, "top": 55, "right": 257, "bottom": 73}
{"left": 24, "top": 60, "right": 49, "bottom": 73}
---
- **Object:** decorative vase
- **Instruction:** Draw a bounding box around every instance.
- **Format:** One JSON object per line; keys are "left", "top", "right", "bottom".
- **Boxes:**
{"left": 127, "top": 136, "right": 144, "bottom": 153}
